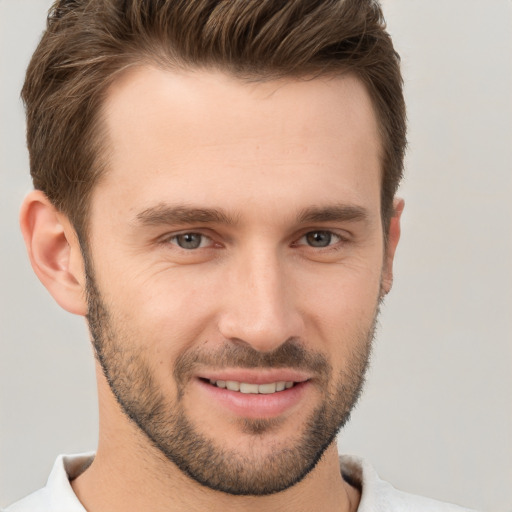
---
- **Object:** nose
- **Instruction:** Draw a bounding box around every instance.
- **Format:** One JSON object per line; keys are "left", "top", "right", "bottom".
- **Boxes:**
{"left": 217, "top": 246, "right": 304, "bottom": 353}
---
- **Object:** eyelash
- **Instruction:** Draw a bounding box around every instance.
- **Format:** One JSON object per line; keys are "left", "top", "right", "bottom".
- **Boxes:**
{"left": 167, "top": 232, "right": 214, "bottom": 250}
{"left": 164, "top": 230, "right": 347, "bottom": 251}
{"left": 294, "top": 231, "right": 344, "bottom": 249}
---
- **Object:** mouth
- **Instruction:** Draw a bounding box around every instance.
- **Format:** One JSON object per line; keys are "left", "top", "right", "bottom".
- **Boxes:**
{"left": 195, "top": 372, "right": 311, "bottom": 419}
{"left": 205, "top": 379, "right": 296, "bottom": 394}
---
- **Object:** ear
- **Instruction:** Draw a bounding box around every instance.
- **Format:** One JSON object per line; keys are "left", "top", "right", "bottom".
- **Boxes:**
{"left": 20, "top": 190, "right": 88, "bottom": 316}
{"left": 381, "top": 197, "right": 405, "bottom": 296}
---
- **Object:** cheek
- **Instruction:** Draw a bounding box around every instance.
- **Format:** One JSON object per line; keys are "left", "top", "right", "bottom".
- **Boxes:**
{"left": 297, "top": 260, "right": 382, "bottom": 348}
{"left": 101, "top": 264, "right": 223, "bottom": 355}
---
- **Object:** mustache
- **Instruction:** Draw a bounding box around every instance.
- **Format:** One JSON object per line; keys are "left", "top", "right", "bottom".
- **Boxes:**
{"left": 173, "top": 338, "right": 331, "bottom": 385}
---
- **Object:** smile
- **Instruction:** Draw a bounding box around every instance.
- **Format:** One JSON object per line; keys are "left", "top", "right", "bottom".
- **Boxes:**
{"left": 196, "top": 375, "right": 310, "bottom": 418}
{"left": 208, "top": 380, "right": 295, "bottom": 394}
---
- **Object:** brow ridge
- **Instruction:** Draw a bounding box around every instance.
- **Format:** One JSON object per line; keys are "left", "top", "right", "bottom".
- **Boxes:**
{"left": 135, "top": 202, "right": 369, "bottom": 228}
{"left": 297, "top": 204, "right": 369, "bottom": 224}
{"left": 136, "top": 204, "right": 238, "bottom": 226}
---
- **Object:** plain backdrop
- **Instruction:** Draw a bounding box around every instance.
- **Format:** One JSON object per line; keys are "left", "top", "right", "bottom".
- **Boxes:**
{"left": 1, "top": 1, "right": 511, "bottom": 510}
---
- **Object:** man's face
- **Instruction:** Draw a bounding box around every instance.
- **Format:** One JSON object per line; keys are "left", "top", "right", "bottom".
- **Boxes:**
{"left": 85, "top": 67, "right": 390, "bottom": 495}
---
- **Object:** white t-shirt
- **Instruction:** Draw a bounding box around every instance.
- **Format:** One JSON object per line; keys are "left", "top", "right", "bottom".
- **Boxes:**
{"left": 4, "top": 453, "right": 477, "bottom": 511}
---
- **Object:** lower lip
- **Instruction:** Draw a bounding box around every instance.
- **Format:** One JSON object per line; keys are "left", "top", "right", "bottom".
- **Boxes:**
{"left": 195, "top": 379, "right": 310, "bottom": 419}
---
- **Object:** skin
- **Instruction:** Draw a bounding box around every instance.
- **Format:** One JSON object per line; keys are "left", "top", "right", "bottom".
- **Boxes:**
{"left": 20, "top": 66, "right": 403, "bottom": 512}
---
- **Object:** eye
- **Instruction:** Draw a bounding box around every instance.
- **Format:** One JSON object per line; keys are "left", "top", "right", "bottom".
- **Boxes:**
{"left": 169, "top": 232, "right": 210, "bottom": 250}
{"left": 300, "top": 230, "right": 342, "bottom": 248}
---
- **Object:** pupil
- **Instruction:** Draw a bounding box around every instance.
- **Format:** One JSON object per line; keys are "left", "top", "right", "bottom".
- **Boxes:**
{"left": 306, "top": 231, "right": 331, "bottom": 247}
{"left": 178, "top": 233, "right": 201, "bottom": 249}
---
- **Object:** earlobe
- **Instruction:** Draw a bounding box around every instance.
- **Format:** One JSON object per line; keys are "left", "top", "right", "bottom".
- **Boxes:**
{"left": 20, "top": 190, "right": 88, "bottom": 316}
{"left": 381, "top": 198, "right": 405, "bottom": 297}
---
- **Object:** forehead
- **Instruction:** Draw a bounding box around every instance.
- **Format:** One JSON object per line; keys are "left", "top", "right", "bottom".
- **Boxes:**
{"left": 94, "top": 66, "right": 382, "bottom": 222}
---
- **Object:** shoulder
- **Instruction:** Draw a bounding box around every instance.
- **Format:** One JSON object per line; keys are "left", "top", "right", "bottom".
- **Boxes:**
{"left": 4, "top": 453, "right": 94, "bottom": 512}
{"left": 4, "top": 488, "right": 51, "bottom": 512}
{"left": 339, "top": 455, "right": 478, "bottom": 512}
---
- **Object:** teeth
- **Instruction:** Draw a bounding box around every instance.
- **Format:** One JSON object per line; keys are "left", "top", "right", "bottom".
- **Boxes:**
{"left": 258, "top": 383, "right": 277, "bottom": 394}
{"left": 240, "top": 383, "right": 259, "bottom": 394}
{"left": 209, "top": 379, "right": 295, "bottom": 394}
{"left": 226, "top": 381, "right": 240, "bottom": 391}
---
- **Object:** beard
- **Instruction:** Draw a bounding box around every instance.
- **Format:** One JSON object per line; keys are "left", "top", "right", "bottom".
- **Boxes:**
{"left": 85, "top": 263, "right": 376, "bottom": 496}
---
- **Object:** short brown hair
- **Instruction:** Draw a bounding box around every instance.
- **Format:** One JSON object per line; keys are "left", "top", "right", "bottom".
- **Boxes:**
{"left": 22, "top": 0, "right": 406, "bottom": 239}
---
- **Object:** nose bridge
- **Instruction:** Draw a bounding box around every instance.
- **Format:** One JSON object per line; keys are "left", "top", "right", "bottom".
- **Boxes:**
{"left": 218, "top": 242, "right": 302, "bottom": 352}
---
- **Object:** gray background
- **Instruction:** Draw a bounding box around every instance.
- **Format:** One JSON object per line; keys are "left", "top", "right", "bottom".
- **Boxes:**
{"left": 1, "top": 1, "right": 511, "bottom": 510}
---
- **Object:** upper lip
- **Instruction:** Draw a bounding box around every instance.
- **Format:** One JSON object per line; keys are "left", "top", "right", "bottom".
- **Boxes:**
{"left": 197, "top": 368, "right": 313, "bottom": 385}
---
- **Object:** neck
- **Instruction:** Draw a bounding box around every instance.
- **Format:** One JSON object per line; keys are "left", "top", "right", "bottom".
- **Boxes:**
{"left": 72, "top": 441, "right": 358, "bottom": 512}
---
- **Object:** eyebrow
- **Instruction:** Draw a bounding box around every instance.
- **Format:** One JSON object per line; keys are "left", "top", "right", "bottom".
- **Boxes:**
{"left": 134, "top": 202, "right": 369, "bottom": 228}
{"left": 135, "top": 204, "right": 238, "bottom": 226}
{"left": 296, "top": 204, "right": 369, "bottom": 224}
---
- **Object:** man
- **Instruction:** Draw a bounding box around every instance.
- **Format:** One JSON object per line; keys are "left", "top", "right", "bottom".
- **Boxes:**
{"left": 5, "top": 0, "right": 476, "bottom": 511}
